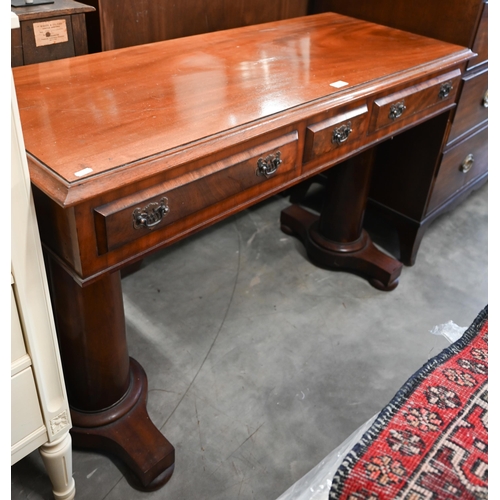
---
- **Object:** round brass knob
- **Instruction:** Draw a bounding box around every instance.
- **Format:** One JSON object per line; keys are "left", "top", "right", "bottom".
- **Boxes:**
{"left": 483, "top": 89, "right": 488, "bottom": 108}
{"left": 460, "top": 154, "right": 474, "bottom": 173}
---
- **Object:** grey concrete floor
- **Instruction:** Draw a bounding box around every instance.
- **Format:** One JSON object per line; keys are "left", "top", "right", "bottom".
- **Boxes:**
{"left": 11, "top": 182, "right": 488, "bottom": 500}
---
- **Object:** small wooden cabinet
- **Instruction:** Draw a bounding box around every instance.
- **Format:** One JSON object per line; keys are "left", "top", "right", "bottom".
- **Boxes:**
{"left": 310, "top": 0, "right": 488, "bottom": 265}
{"left": 11, "top": 0, "right": 94, "bottom": 66}
{"left": 11, "top": 12, "right": 75, "bottom": 500}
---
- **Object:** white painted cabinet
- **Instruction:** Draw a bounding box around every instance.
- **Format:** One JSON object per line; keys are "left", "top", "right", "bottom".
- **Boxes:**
{"left": 11, "top": 12, "right": 76, "bottom": 500}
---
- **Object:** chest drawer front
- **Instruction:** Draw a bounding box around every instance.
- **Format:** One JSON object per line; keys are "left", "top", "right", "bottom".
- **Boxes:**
{"left": 369, "top": 70, "right": 461, "bottom": 134}
{"left": 94, "top": 132, "right": 299, "bottom": 254}
{"left": 303, "top": 105, "right": 369, "bottom": 163}
{"left": 447, "top": 68, "right": 488, "bottom": 145}
{"left": 427, "top": 125, "right": 487, "bottom": 215}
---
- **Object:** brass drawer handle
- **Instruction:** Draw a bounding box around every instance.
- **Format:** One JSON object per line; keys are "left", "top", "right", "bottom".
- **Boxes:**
{"left": 389, "top": 101, "right": 406, "bottom": 120}
{"left": 439, "top": 82, "right": 453, "bottom": 99}
{"left": 133, "top": 197, "right": 170, "bottom": 229}
{"left": 460, "top": 154, "right": 475, "bottom": 173}
{"left": 332, "top": 121, "right": 352, "bottom": 145}
{"left": 483, "top": 89, "right": 488, "bottom": 108}
{"left": 256, "top": 151, "right": 282, "bottom": 178}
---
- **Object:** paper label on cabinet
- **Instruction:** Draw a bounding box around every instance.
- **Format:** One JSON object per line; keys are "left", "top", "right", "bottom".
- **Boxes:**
{"left": 33, "top": 20, "right": 68, "bottom": 47}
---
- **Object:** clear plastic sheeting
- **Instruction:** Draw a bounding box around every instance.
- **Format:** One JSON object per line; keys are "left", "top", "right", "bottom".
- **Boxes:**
{"left": 429, "top": 320, "right": 467, "bottom": 343}
{"left": 275, "top": 320, "right": 468, "bottom": 500}
{"left": 276, "top": 414, "right": 378, "bottom": 500}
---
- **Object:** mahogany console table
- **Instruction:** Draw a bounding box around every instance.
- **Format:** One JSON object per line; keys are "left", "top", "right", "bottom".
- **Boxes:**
{"left": 12, "top": 13, "right": 472, "bottom": 491}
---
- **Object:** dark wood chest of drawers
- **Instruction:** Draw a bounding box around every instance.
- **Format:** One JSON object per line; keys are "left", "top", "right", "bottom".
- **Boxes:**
{"left": 310, "top": 0, "right": 488, "bottom": 265}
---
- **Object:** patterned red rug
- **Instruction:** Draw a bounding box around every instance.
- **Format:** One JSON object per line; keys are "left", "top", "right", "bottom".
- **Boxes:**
{"left": 329, "top": 306, "right": 488, "bottom": 500}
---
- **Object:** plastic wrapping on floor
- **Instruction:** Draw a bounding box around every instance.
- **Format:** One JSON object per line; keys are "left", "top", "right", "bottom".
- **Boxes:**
{"left": 429, "top": 320, "right": 467, "bottom": 343}
{"left": 276, "top": 321, "right": 468, "bottom": 500}
{"left": 276, "top": 414, "right": 378, "bottom": 500}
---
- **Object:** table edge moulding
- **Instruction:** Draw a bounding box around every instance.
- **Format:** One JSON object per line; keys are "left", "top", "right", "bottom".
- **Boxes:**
{"left": 12, "top": 13, "right": 473, "bottom": 491}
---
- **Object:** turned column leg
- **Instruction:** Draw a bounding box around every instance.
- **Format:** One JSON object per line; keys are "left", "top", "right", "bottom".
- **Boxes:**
{"left": 44, "top": 253, "right": 175, "bottom": 490}
{"left": 39, "top": 433, "right": 75, "bottom": 500}
{"left": 281, "top": 150, "right": 402, "bottom": 290}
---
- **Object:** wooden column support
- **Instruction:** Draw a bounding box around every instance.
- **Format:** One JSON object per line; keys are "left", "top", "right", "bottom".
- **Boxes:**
{"left": 281, "top": 152, "right": 402, "bottom": 291}
{"left": 44, "top": 253, "right": 175, "bottom": 490}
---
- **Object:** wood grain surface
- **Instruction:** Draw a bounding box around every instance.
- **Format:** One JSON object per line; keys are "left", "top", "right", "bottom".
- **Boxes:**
{"left": 13, "top": 13, "right": 469, "bottom": 190}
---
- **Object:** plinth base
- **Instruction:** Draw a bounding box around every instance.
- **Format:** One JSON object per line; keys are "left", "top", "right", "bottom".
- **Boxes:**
{"left": 281, "top": 204, "right": 401, "bottom": 291}
{"left": 70, "top": 358, "right": 175, "bottom": 491}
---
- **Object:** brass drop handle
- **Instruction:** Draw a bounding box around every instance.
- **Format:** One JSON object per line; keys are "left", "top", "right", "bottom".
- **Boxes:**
{"left": 389, "top": 101, "right": 406, "bottom": 120}
{"left": 256, "top": 151, "right": 282, "bottom": 178}
{"left": 133, "top": 197, "right": 170, "bottom": 229}
{"left": 483, "top": 89, "right": 488, "bottom": 108}
{"left": 460, "top": 154, "right": 474, "bottom": 174}
{"left": 439, "top": 82, "right": 453, "bottom": 99}
{"left": 332, "top": 121, "right": 352, "bottom": 145}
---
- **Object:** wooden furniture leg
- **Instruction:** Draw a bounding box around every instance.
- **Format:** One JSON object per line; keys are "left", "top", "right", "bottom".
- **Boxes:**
{"left": 280, "top": 151, "right": 402, "bottom": 291}
{"left": 44, "top": 253, "right": 175, "bottom": 490}
{"left": 39, "top": 433, "right": 76, "bottom": 500}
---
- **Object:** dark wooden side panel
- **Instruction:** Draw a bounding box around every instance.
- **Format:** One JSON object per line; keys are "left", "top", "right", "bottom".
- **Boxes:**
{"left": 368, "top": 112, "right": 450, "bottom": 221}
{"left": 309, "top": 0, "right": 484, "bottom": 49}
{"left": 31, "top": 185, "right": 83, "bottom": 276}
{"left": 85, "top": 0, "right": 309, "bottom": 51}
{"left": 469, "top": 1, "right": 488, "bottom": 69}
{"left": 11, "top": 27, "right": 24, "bottom": 67}
{"left": 71, "top": 13, "right": 90, "bottom": 55}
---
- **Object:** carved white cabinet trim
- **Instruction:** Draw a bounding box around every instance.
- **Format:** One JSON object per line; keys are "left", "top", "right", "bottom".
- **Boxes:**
{"left": 11, "top": 11, "right": 76, "bottom": 500}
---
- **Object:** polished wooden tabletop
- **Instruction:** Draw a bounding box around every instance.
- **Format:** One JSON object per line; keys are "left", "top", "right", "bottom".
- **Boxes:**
{"left": 13, "top": 13, "right": 468, "bottom": 190}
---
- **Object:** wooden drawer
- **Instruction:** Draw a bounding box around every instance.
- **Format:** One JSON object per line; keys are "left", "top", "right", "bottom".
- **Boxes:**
{"left": 94, "top": 132, "right": 299, "bottom": 254}
{"left": 369, "top": 70, "right": 461, "bottom": 133}
{"left": 303, "top": 104, "right": 369, "bottom": 163}
{"left": 427, "top": 125, "right": 487, "bottom": 214}
{"left": 447, "top": 67, "right": 488, "bottom": 145}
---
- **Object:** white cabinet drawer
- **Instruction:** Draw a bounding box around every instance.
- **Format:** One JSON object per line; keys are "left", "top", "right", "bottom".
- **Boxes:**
{"left": 11, "top": 286, "right": 27, "bottom": 364}
{"left": 11, "top": 367, "right": 45, "bottom": 448}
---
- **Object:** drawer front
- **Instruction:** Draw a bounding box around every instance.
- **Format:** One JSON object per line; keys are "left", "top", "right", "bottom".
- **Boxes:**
{"left": 94, "top": 132, "right": 299, "bottom": 253}
{"left": 11, "top": 367, "right": 45, "bottom": 447}
{"left": 469, "top": 1, "right": 488, "bottom": 70}
{"left": 447, "top": 68, "right": 488, "bottom": 144}
{"left": 303, "top": 105, "right": 369, "bottom": 163}
{"left": 427, "top": 126, "right": 487, "bottom": 215}
{"left": 11, "top": 286, "right": 27, "bottom": 365}
{"left": 369, "top": 70, "right": 461, "bottom": 134}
